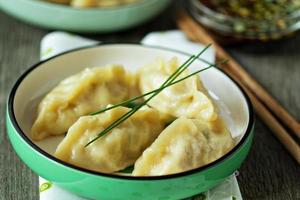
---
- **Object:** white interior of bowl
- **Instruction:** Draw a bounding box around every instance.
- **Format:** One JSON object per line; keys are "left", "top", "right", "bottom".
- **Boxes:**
{"left": 13, "top": 44, "right": 250, "bottom": 157}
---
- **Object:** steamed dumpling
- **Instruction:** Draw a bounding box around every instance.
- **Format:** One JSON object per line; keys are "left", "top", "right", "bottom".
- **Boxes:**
{"left": 71, "top": 0, "right": 97, "bottom": 7}
{"left": 31, "top": 65, "right": 139, "bottom": 140}
{"left": 138, "top": 58, "right": 217, "bottom": 121}
{"left": 55, "top": 106, "right": 164, "bottom": 173}
{"left": 70, "top": 0, "right": 138, "bottom": 7}
{"left": 133, "top": 117, "right": 234, "bottom": 176}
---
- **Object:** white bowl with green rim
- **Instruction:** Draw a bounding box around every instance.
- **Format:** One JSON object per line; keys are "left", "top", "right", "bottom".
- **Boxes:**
{"left": 6, "top": 44, "right": 254, "bottom": 200}
{"left": 0, "top": 0, "right": 171, "bottom": 33}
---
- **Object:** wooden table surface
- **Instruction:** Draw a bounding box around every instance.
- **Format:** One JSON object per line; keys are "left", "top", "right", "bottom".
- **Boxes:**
{"left": 0, "top": 2, "right": 299, "bottom": 200}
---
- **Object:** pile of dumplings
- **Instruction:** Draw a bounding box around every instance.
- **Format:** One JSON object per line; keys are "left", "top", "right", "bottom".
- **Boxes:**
{"left": 46, "top": 0, "right": 139, "bottom": 8}
{"left": 31, "top": 58, "right": 234, "bottom": 176}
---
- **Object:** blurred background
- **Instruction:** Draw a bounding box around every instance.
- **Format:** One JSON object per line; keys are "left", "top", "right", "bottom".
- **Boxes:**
{"left": 0, "top": 0, "right": 300, "bottom": 200}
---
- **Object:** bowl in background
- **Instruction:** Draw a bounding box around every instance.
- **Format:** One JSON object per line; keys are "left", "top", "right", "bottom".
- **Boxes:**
{"left": 188, "top": 0, "right": 300, "bottom": 43}
{"left": 6, "top": 44, "right": 254, "bottom": 200}
{"left": 0, "top": 0, "right": 171, "bottom": 33}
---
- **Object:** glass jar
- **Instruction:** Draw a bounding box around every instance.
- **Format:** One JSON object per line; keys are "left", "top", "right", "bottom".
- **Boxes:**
{"left": 187, "top": 0, "right": 300, "bottom": 43}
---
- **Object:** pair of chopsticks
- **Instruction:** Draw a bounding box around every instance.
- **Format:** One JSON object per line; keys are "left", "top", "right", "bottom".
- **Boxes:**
{"left": 176, "top": 10, "right": 300, "bottom": 164}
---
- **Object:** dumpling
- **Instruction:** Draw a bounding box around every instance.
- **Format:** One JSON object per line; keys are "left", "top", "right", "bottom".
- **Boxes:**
{"left": 47, "top": 0, "right": 70, "bottom": 4}
{"left": 70, "top": 0, "right": 138, "bottom": 7}
{"left": 138, "top": 58, "right": 218, "bottom": 121}
{"left": 132, "top": 117, "right": 234, "bottom": 176}
{"left": 31, "top": 65, "right": 139, "bottom": 140}
{"left": 71, "top": 0, "right": 97, "bottom": 7}
{"left": 55, "top": 106, "right": 164, "bottom": 173}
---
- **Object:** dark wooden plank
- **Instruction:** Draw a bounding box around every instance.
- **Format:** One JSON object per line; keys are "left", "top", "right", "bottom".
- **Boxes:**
{"left": 0, "top": 11, "right": 44, "bottom": 200}
{"left": 0, "top": 2, "right": 300, "bottom": 200}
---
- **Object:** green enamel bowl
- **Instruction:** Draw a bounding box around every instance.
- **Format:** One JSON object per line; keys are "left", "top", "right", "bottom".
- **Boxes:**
{"left": 6, "top": 44, "right": 254, "bottom": 200}
{"left": 0, "top": 0, "right": 171, "bottom": 33}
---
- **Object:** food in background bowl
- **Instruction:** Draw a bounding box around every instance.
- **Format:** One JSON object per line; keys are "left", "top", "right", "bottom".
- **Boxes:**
{"left": 7, "top": 44, "right": 254, "bottom": 199}
{"left": 0, "top": 0, "right": 171, "bottom": 33}
{"left": 46, "top": 0, "right": 140, "bottom": 8}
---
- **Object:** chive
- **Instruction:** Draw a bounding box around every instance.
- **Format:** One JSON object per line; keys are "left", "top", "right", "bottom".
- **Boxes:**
{"left": 90, "top": 44, "right": 211, "bottom": 116}
{"left": 123, "top": 101, "right": 139, "bottom": 109}
{"left": 85, "top": 45, "right": 214, "bottom": 147}
{"left": 119, "top": 165, "right": 134, "bottom": 173}
{"left": 89, "top": 53, "right": 198, "bottom": 115}
{"left": 90, "top": 59, "right": 227, "bottom": 116}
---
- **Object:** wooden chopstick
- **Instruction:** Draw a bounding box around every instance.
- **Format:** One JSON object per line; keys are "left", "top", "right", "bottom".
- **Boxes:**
{"left": 176, "top": 10, "right": 300, "bottom": 164}
{"left": 223, "top": 66, "right": 300, "bottom": 164}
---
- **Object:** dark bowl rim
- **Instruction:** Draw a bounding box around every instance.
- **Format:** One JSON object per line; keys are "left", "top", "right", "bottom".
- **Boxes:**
{"left": 7, "top": 43, "right": 254, "bottom": 180}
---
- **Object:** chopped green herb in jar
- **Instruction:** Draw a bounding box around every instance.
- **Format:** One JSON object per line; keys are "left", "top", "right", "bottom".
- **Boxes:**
{"left": 201, "top": 0, "right": 300, "bottom": 21}
{"left": 198, "top": 0, "right": 300, "bottom": 39}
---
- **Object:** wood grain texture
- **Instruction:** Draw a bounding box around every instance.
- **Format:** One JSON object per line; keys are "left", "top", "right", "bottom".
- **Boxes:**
{"left": 0, "top": 2, "right": 300, "bottom": 200}
{"left": 0, "top": 11, "right": 43, "bottom": 200}
{"left": 227, "top": 41, "right": 300, "bottom": 199}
